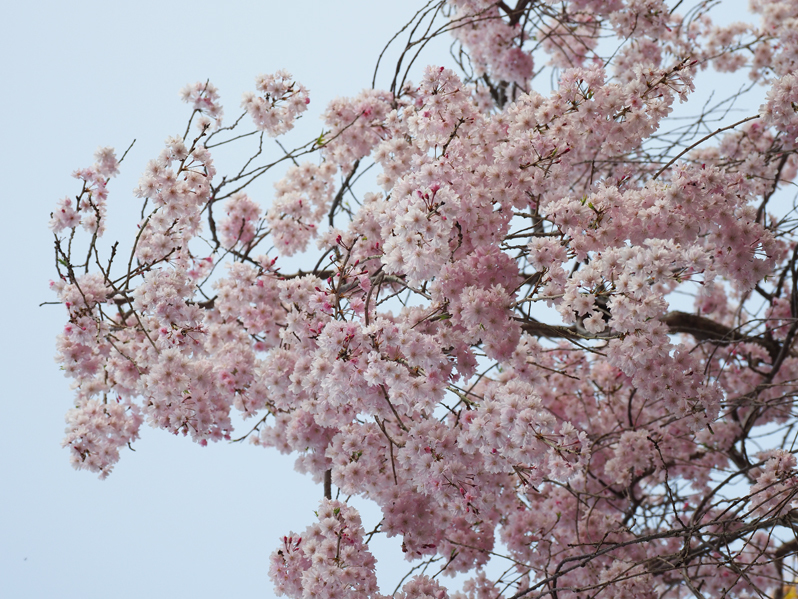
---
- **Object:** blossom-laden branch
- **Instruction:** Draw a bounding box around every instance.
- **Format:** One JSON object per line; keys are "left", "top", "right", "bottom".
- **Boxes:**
{"left": 47, "top": 0, "right": 798, "bottom": 597}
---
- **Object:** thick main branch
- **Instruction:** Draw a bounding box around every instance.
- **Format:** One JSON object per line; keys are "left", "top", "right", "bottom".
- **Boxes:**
{"left": 519, "top": 311, "right": 782, "bottom": 362}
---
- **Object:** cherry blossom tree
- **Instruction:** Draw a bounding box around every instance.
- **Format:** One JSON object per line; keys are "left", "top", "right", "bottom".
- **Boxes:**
{"left": 48, "top": 0, "right": 798, "bottom": 597}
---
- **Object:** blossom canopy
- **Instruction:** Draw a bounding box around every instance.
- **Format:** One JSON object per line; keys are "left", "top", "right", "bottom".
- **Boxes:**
{"left": 49, "top": 0, "right": 798, "bottom": 597}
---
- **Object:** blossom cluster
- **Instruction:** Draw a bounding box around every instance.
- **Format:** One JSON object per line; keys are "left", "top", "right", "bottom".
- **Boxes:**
{"left": 49, "top": 146, "right": 118, "bottom": 236}
{"left": 242, "top": 70, "right": 310, "bottom": 137}
{"left": 218, "top": 192, "right": 262, "bottom": 250}
{"left": 181, "top": 80, "right": 224, "bottom": 130}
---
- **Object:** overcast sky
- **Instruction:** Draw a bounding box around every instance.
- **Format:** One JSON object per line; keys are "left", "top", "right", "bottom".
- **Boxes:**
{"left": 0, "top": 1, "right": 767, "bottom": 598}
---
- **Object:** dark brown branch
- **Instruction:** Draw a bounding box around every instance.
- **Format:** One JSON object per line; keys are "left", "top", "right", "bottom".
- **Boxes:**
{"left": 497, "top": 0, "right": 532, "bottom": 27}
{"left": 660, "top": 311, "right": 782, "bottom": 362}
{"left": 329, "top": 159, "right": 360, "bottom": 227}
{"left": 773, "top": 539, "right": 798, "bottom": 599}
{"left": 324, "top": 469, "right": 332, "bottom": 500}
{"left": 517, "top": 311, "right": 782, "bottom": 362}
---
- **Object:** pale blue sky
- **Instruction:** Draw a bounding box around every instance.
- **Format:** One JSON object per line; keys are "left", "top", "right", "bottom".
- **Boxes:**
{"left": 0, "top": 1, "right": 768, "bottom": 598}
